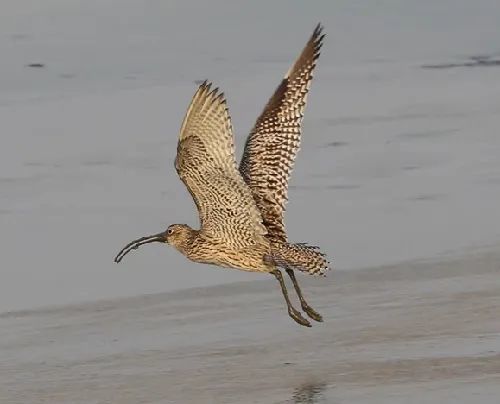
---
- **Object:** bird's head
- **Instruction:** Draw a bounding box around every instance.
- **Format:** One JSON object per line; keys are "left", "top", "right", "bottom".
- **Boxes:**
{"left": 164, "top": 224, "right": 193, "bottom": 249}
{"left": 114, "top": 223, "right": 194, "bottom": 263}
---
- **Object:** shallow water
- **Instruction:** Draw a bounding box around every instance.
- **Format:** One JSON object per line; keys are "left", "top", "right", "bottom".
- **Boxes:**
{"left": 1, "top": 0, "right": 500, "bottom": 312}
{"left": 1, "top": 247, "right": 499, "bottom": 403}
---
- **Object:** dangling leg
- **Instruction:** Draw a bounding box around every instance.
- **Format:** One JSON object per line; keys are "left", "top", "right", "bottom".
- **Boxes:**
{"left": 286, "top": 268, "right": 323, "bottom": 322}
{"left": 271, "top": 269, "right": 311, "bottom": 327}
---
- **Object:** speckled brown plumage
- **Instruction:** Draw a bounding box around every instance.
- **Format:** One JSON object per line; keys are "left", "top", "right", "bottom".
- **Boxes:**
{"left": 114, "top": 24, "right": 331, "bottom": 327}
{"left": 240, "top": 24, "right": 324, "bottom": 243}
{"left": 240, "top": 23, "right": 329, "bottom": 277}
{"left": 176, "top": 82, "right": 269, "bottom": 256}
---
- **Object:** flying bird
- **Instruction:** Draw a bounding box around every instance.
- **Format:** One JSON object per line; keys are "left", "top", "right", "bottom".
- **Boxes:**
{"left": 115, "top": 24, "right": 331, "bottom": 327}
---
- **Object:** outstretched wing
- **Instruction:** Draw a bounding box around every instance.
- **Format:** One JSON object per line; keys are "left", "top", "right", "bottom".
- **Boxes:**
{"left": 239, "top": 24, "right": 324, "bottom": 242}
{"left": 175, "top": 81, "right": 267, "bottom": 248}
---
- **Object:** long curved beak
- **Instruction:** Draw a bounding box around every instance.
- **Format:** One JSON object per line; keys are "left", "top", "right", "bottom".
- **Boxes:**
{"left": 114, "top": 232, "right": 167, "bottom": 263}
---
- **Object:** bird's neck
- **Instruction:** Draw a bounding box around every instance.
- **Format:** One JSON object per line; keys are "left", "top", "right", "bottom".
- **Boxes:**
{"left": 173, "top": 228, "right": 199, "bottom": 256}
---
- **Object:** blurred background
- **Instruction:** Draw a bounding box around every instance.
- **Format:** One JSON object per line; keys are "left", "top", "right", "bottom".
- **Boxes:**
{"left": 1, "top": 0, "right": 500, "bottom": 312}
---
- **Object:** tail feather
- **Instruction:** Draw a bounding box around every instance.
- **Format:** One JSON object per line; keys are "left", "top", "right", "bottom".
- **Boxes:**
{"left": 271, "top": 242, "right": 331, "bottom": 276}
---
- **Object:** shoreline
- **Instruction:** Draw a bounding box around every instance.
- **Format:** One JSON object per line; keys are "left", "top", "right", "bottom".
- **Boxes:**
{"left": 1, "top": 245, "right": 500, "bottom": 403}
{"left": 1, "top": 241, "right": 496, "bottom": 318}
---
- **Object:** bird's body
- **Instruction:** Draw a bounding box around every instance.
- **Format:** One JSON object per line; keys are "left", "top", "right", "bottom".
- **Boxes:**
{"left": 115, "top": 24, "right": 331, "bottom": 327}
{"left": 166, "top": 224, "right": 272, "bottom": 272}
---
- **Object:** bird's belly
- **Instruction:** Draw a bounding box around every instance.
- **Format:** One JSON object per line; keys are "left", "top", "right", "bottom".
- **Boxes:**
{"left": 188, "top": 245, "right": 272, "bottom": 273}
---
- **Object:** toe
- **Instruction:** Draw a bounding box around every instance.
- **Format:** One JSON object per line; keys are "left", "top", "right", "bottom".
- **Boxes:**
{"left": 289, "top": 309, "right": 312, "bottom": 327}
{"left": 305, "top": 308, "right": 323, "bottom": 322}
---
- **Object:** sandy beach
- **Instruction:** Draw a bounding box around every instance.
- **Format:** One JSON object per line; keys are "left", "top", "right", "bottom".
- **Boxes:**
{"left": 2, "top": 246, "right": 499, "bottom": 403}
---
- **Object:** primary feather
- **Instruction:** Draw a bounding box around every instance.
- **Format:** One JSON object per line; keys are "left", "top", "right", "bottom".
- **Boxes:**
{"left": 239, "top": 24, "right": 325, "bottom": 243}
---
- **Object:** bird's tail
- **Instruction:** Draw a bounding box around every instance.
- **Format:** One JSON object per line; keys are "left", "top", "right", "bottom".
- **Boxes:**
{"left": 270, "top": 242, "right": 331, "bottom": 276}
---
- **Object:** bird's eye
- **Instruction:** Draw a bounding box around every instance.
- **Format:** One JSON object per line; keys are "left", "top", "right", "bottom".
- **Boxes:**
{"left": 167, "top": 228, "right": 173, "bottom": 235}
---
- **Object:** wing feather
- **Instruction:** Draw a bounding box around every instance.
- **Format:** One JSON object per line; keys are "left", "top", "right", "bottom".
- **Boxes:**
{"left": 239, "top": 24, "right": 324, "bottom": 242}
{"left": 176, "top": 81, "right": 267, "bottom": 248}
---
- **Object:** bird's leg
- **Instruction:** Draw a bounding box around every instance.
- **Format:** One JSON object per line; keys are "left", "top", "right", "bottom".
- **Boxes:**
{"left": 271, "top": 269, "right": 311, "bottom": 327}
{"left": 286, "top": 268, "right": 323, "bottom": 322}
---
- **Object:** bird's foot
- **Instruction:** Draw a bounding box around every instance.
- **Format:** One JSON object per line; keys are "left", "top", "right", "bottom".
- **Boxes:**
{"left": 288, "top": 307, "right": 312, "bottom": 327}
{"left": 301, "top": 304, "right": 323, "bottom": 322}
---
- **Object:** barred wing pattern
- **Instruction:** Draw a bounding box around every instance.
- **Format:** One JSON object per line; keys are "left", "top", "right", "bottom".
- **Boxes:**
{"left": 239, "top": 24, "right": 324, "bottom": 242}
{"left": 176, "top": 81, "right": 267, "bottom": 248}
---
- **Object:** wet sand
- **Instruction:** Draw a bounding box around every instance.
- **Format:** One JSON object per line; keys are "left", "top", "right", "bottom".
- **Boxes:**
{"left": 1, "top": 247, "right": 499, "bottom": 403}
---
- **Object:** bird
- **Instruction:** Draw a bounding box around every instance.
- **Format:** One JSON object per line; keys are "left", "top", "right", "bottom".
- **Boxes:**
{"left": 114, "top": 24, "right": 331, "bottom": 327}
